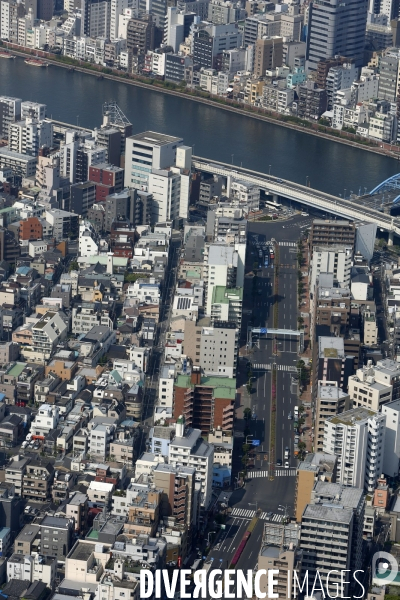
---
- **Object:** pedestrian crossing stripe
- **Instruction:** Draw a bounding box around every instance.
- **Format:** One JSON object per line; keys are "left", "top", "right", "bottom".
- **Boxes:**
{"left": 246, "top": 470, "right": 269, "bottom": 478}
{"left": 278, "top": 242, "right": 297, "bottom": 247}
{"left": 247, "top": 469, "right": 297, "bottom": 478}
{"left": 230, "top": 508, "right": 284, "bottom": 522}
{"left": 253, "top": 364, "right": 297, "bottom": 372}
{"left": 275, "top": 468, "right": 297, "bottom": 476}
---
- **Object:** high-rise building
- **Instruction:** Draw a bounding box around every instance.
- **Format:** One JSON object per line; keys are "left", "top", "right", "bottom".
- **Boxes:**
{"left": 152, "top": 463, "right": 197, "bottom": 530}
{"left": 164, "top": 7, "right": 196, "bottom": 52}
{"left": 82, "top": 0, "right": 111, "bottom": 38}
{"left": 258, "top": 521, "right": 302, "bottom": 599}
{"left": 378, "top": 47, "right": 400, "bottom": 101}
{"left": 173, "top": 368, "right": 236, "bottom": 434}
{"left": 310, "top": 219, "right": 356, "bottom": 249}
{"left": 193, "top": 22, "right": 242, "bottom": 69}
{"left": 37, "top": 0, "right": 53, "bottom": 20}
{"left": 0, "top": 96, "right": 21, "bottom": 140}
{"left": 306, "top": 0, "right": 368, "bottom": 72}
{"left": 313, "top": 336, "right": 355, "bottom": 396}
{"left": 204, "top": 243, "right": 240, "bottom": 315}
{"left": 348, "top": 364, "right": 393, "bottom": 411}
{"left": 299, "top": 482, "right": 365, "bottom": 597}
{"left": 110, "top": 0, "right": 130, "bottom": 40}
{"left": 315, "top": 381, "right": 351, "bottom": 451}
{"left": 199, "top": 320, "right": 239, "bottom": 378}
{"left": 323, "top": 407, "right": 386, "bottom": 491}
{"left": 294, "top": 452, "right": 337, "bottom": 522}
{"left": 127, "top": 15, "right": 155, "bottom": 54}
{"left": 124, "top": 130, "right": 184, "bottom": 190}
{"left": 21, "top": 101, "right": 46, "bottom": 121}
{"left": 8, "top": 119, "right": 52, "bottom": 157}
{"left": 89, "top": 163, "right": 124, "bottom": 201}
{"left": 169, "top": 416, "right": 214, "bottom": 508}
{"left": 254, "top": 36, "right": 283, "bottom": 78}
{"left": 139, "top": 0, "right": 167, "bottom": 28}
{"left": 310, "top": 245, "right": 353, "bottom": 290}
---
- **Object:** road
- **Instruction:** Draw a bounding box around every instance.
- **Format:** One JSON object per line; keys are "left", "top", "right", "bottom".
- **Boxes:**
{"left": 193, "top": 158, "right": 400, "bottom": 236}
{"left": 206, "top": 215, "right": 312, "bottom": 577}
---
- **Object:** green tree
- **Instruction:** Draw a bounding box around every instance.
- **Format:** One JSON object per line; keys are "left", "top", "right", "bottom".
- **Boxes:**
{"left": 69, "top": 260, "right": 79, "bottom": 272}
{"left": 243, "top": 407, "right": 252, "bottom": 420}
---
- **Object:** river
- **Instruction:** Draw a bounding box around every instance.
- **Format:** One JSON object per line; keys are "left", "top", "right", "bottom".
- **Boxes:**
{"left": 2, "top": 56, "right": 399, "bottom": 195}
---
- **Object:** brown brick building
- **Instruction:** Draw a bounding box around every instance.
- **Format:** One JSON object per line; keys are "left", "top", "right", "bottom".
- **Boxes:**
{"left": 173, "top": 369, "right": 236, "bottom": 434}
{"left": 19, "top": 217, "right": 43, "bottom": 242}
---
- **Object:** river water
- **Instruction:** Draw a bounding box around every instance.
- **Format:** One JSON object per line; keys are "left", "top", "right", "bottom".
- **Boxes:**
{"left": 2, "top": 56, "right": 400, "bottom": 194}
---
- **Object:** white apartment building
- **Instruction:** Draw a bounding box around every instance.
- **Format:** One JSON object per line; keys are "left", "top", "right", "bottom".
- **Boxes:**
{"left": 21, "top": 101, "right": 46, "bottom": 121}
{"left": 204, "top": 243, "right": 239, "bottom": 315}
{"left": 7, "top": 554, "right": 56, "bottom": 588}
{"left": 126, "top": 278, "right": 160, "bottom": 303}
{"left": 78, "top": 220, "right": 100, "bottom": 257}
{"left": 31, "top": 310, "right": 68, "bottom": 360}
{"left": 200, "top": 321, "right": 238, "bottom": 378}
{"left": 158, "top": 365, "right": 175, "bottom": 408}
{"left": 364, "top": 310, "right": 378, "bottom": 345}
{"left": 110, "top": 0, "right": 130, "bottom": 40}
{"left": 0, "top": 96, "right": 21, "bottom": 138}
{"left": 72, "top": 304, "right": 113, "bottom": 335}
{"left": 382, "top": 399, "right": 400, "bottom": 478}
{"left": 148, "top": 166, "right": 189, "bottom": 224}
{"left": 88, "top": 423, "right": 115, "bottom": 459}
{"left": 169, "top": 417, "right": 214, "bottom": 508}
{"left": 8, "top": 118, "right": 52, "bottom": 157}
{"left": 31, "top": 404, "right": 60, "bottom": 437}
{"left": 323, "top": 407, "right": 386, "bottom": 492}
{"left": 352, "top": 67, "right": 379, "bottom": 102}
{"left": 348, "top": 368, "right": 392, "bottom": 411}
{"left": 128, "top": 346, "right": 149, "bottom": 372}
{"left": 311, "top": 245, "right": 353, "bottom": 291}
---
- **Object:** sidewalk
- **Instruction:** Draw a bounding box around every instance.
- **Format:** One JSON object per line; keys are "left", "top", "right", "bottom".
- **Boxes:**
{"left": 297, "top": 237, "right": 314, "bottom": 452}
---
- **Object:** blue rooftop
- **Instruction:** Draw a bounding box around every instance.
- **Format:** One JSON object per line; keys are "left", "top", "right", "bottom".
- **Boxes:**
{"left": 16, "top": 266, "right": 31, "bottom": 275}
{"left": 0, "top": 527, "right": 10, "bottom": 540}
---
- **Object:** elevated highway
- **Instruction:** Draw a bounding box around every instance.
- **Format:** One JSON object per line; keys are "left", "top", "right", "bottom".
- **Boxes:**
{"left": 193, "top": 157, "right": 400, "bottom": 241}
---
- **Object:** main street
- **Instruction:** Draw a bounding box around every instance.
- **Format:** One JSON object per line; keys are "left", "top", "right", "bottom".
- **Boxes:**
{"left": 206, "top": 215, "right": 312, "bottom": 576}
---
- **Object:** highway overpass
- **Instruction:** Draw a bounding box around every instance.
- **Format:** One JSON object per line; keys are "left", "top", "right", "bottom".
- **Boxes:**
{"left": 193, "top": 157, "right": 400, "bottom": 242}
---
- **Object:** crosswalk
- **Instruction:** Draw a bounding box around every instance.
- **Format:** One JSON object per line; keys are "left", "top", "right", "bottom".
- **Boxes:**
{"left": 246, "top": 470, "right": 269, "bottom": 478}
{"left": 230, "top": 508, "right": 284, "bottom": 522}
{"left": 253, "top": 364, "right": 297, "bottom": 372}
{"left": 247, "top": 468, "right": 297, "bottom": 478}
{"left": 275, "top": 468, "right": 297, "bottom": 476}
{"left": 279, "top": 242, "right": 297, "bottom": 247}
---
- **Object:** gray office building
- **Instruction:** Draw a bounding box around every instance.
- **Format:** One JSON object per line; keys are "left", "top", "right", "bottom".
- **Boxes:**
{"left": 306, "top": 0, "right": 368, "bottom": 71}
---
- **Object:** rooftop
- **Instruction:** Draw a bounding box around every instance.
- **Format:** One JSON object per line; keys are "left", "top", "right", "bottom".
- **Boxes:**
{"left": 130, "top": 131, "right": 182, "bottom": 146}
{"left": 318, "top": 336, "right": 345, "bottom": 359}
{"left": 303, "top": 503, "right": 352, "bottom": 524}
{"left": 212, "top": 285, "right": 243, "bottom": 304}
{"left": 328, "top": 406, "right": 380, "bottom": 426}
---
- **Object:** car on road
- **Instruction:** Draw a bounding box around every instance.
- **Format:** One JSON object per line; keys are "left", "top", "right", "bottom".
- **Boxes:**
{"left": 284, "top": 447, "right": 290, "bottom": 459}
{"left": 266, "top": 512, "right": 273, "bottom": 520}
{"left": 294, "top": 435, "right": 299, "bottom": 444}
{"left": 284, "top": 461, "right": 290, "bottom": 469}
{"left": 276, "top": 459, "right": 282, "bottom": 466}
{"left": 288, "top": 412, "right": 292, "bottom": 419}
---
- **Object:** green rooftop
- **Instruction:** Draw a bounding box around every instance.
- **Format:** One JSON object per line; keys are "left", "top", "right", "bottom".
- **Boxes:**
{"left": 7, "top": 363, "right": 26, "bottom": 377}
{"left": 212, "top": 286, "right": 243, "bottom": 305}
{"left": 86, "top": 529, "right": 99, "bottom": 540}
{"left": 175, "top": 375, "right": 236, "bottom": 400}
